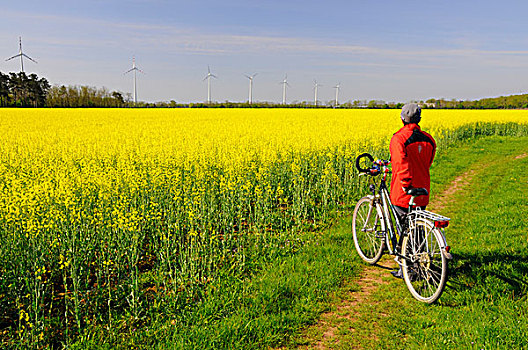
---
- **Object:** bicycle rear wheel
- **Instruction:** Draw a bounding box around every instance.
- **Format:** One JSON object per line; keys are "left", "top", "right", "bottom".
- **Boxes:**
{"left": 352, "top": 196, "right": 385, "bottom": 264}
{"left": 401, "top": 218, "right": 447, "bottom": 303}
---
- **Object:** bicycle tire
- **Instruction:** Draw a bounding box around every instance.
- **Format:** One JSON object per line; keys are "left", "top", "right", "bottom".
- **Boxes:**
{"left": 352, "top": 196, "right": 385, "bottom": 264}
{"left": 401, "top": 218, "right": 448, "bottom": 303}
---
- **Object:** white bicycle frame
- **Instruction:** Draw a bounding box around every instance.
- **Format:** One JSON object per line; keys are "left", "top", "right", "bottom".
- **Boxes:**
{"left": 365, "top": 184, "right": 451, "bottom": 259}
{"left": 363, "top": 185, "right": 403, "bottom": 255}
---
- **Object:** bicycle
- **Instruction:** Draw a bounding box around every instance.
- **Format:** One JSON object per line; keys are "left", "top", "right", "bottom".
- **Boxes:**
{"left": 352, "top": 153, "right": 453, "bottom": 304}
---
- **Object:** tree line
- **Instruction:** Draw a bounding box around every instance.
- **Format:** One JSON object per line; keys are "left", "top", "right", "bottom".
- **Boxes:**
{"left": 2, "top": 70, "right": 528, "bottom": 109}
{"left": 46, "top": 85, "right": 127, "bottom": 107}
{"left": 0, "top": 71, "right": 127, "bottom": 108}
{"left": 0, "top": 71, "right": 50, "bottom": 107}
{"left": 426, "top": 96, "right": 528, "bottom": 109}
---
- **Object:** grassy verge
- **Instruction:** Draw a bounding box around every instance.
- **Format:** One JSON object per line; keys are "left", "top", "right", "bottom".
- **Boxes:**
{"left": 300, "top": 135, "right": 527, "bottom": 349}
{"left": 422, "top": 136, "right": 527, "bottom": 349}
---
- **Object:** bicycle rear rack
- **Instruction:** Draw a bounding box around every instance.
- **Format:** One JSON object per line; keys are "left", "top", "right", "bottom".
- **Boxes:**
{"left": 408, "top": 209, "right": 452, "bottom": 259}
{"left": 410, "top": 209, "right": 450, "bottom": 224}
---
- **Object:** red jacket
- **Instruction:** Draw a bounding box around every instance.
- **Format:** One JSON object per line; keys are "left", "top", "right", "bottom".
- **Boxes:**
{"left": 389, "top": 124, "right": 436, "bottom": 207}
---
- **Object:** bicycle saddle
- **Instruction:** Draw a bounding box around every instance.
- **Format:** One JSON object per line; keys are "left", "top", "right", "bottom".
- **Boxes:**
{"left": 407, "top": 188, "right": 429, "bottom": 196}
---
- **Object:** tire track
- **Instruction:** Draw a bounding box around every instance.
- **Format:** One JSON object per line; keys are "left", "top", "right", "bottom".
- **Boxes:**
{"left": 299, "top": 257, "right": 395, "bottom": 349}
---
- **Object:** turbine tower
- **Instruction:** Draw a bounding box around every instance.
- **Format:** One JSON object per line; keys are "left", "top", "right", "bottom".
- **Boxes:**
{"left": 244, "top": 73, "right": 257, "bottom": 104}
{"left": 333, "top": 82, "right": 341, "bottom": 107}
{"left": 203, "top": 66, "right": 217, "bottom": 104}
{"left": 124, "top": 57, "right": 144, "bottom": 105}
{"left": 280, "top": 74, "right": 290, "bottom": 105}
{"left": 5, "top": 37, "right": 37, "bottom": 72}
{"left": 313, "top": 80, "right": 322, "bottom": 106}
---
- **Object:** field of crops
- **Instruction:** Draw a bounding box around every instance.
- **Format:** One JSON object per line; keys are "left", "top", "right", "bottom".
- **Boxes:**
{"left": 0, "top": 108, "right": 527, "bottom": 346}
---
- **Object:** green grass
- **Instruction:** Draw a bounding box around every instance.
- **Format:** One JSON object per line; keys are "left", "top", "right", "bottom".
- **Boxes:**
{"left": 69, "top": 226, "right": 362, "bottom": 349}
{"left": 300, "top": 136, "right": 528, "bottom": 349}
{"left": 424, "top": 137, "right": 528, "bottom": 349}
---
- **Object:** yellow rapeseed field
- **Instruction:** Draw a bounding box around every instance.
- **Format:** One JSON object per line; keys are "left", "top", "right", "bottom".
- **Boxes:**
{"left": 0, "top": 108, "right": 526, "bottom": 345}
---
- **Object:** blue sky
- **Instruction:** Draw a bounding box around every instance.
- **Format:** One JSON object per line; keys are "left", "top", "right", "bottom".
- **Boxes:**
{"left": 2, "top": 0, "right": 528, "bottom": 103}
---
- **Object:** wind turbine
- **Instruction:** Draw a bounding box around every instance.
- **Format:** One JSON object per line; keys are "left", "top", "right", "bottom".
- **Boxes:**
{"left": 313, "top": 80, "right": 322, "bottom": 106}
{"left": 5, "top": 37, "right": 37, "bottom": 72}
{"left": 280, "top": 74, "right": 290, "bottom": 105}
{"left": 124, "top": 57, "right": 144, "bottom": 105}
{"left": 203, "top": 66, "right": 217, "bottom": 104}
{"left": 244, "top": 73, "right": 257, "bottom": 104}
{"left": 333, "top": 82, "right": 341, "bottom": 107}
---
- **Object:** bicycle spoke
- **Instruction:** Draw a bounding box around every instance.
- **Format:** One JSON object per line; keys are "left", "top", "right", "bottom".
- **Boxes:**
{"left": 428, "top": 266, "right": 442, "bottom": 281}
{"left": 367, "top": 234, "right": 378, "bottom": 252}
{"left": 353, "top": 197, "right": 384, "bottom": 264}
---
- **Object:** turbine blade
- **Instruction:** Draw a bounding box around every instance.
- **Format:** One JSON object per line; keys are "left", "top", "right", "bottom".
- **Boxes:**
{"left": 5, "top": 54, "right": 21, "bottom": 61}
{"left": 124, "top": 68, "right": 135, "bottom": 74}
{"left": 22, "top": 54, "right": 37, "bottom": 63}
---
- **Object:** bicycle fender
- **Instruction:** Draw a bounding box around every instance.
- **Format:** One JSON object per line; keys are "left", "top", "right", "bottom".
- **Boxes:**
{"left": 435, "top": 228, "right": 453, "bottom": 260}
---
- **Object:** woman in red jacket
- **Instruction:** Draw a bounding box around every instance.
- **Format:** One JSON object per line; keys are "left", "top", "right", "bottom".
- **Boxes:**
{"left": 390, "top": 103, "right": 436, "bottom": 277}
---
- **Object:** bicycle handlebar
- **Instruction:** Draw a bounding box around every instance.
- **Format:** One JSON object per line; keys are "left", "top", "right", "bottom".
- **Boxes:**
{"left": 355, "top": 153, "right": 374, "bottom": 173}
{"left": 355, "top": 153, "right": 391, "bottom": 177}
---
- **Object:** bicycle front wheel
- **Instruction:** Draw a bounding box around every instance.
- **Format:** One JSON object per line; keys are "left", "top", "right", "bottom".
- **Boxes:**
{"left": 352, "top": 196, "right": 385, "bottom": 264}
{"left": 401, "top": 218, "right": 447, "bottom": 303}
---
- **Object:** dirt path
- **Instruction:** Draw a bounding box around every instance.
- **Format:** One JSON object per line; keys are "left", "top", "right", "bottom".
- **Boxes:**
{"left": 298, "top": 153, "right": 528, "bottom": 349}
{"left": 299, "top": 257, "right": 395, "bottom": 349}
{"left": 429, "top": 150, "right": 527, "bottom": 211}
{"left": 428, "top": 167, "right": 480, "bottom": 212}
{"left": 298, "top": 180, "right": 472, "bottom": 348}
